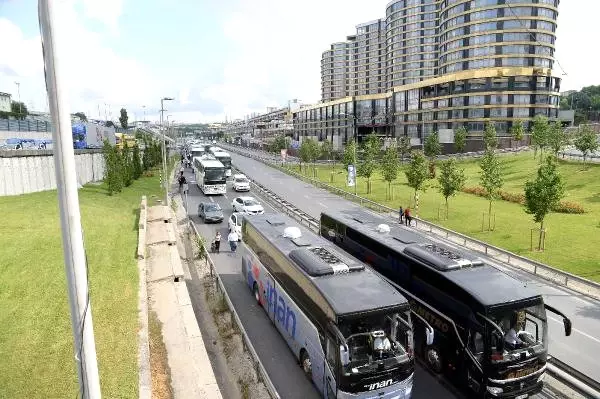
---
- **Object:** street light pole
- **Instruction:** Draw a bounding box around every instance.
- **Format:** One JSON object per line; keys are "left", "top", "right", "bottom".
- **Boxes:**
{"left": 14, "top": 81, "right": 22, "bottom": 116}
{"left": 38, "top": 2, "right": 101, "bottom": 398}
{"left": 160, "top": 97, "right": 174, "bottom": 205}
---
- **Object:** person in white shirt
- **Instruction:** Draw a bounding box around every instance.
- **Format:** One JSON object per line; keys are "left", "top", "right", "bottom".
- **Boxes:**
{"left": 504, "top": 317, "right": 524, "bottom": 350}
{"left": 228, "top": 231, "right": 239, "bottom": 252}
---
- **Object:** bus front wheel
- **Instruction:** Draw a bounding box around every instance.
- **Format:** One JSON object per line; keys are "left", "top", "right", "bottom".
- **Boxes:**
{"left": 300, "top": 349, "right": 312, "bottom": 379}
{"left": 425, "top": 345, "right": 443, "bottom": 374}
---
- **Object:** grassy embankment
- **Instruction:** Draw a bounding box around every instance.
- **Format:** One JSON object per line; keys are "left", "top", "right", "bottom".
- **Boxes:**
{"left": 0, "top": 171, "right": 164, "bottom": 398}
{"left": 291, "top": 152, "right": 600, "bottom": 281}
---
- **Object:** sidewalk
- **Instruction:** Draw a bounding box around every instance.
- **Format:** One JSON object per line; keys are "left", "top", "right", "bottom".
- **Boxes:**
{"left": 144, "top": 200, "right": 222, "bottom": 399}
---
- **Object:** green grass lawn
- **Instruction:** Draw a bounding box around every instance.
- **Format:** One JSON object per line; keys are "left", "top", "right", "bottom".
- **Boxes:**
{"left": 0, "top": 171, "right": 163, "bottom": 398}
{"left": 291, "top": 152, "right": 600, "bottom": 281}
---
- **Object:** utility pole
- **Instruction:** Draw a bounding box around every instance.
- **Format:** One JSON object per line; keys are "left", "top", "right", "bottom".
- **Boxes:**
{"left": 38, "top": 1, "right": 101, "bottom": 398}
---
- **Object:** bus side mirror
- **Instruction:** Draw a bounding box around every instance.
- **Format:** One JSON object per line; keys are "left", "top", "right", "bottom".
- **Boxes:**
{"left": 563, "top": 318, "right": 572, "bottom": 337}
{"left": 425, "top": 327, "right": 434, "bottom": 346}
{"left": 339, "top": 345, "right": 349, "bottom": 366}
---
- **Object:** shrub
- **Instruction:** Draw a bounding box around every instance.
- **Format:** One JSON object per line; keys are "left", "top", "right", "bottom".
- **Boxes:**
{"left": 462, "top": 186, "right": 585, "bottom": 214}
{"left": 554, "top": 201, "right": 585, "bottom": 214}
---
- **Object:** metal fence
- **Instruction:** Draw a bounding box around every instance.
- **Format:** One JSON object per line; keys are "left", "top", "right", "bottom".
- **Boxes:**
{"left": 227, "top": 145, "right": 600, "bottom": 302}
{"left": 0, "top": 119, "right": 51, "bottom": 132}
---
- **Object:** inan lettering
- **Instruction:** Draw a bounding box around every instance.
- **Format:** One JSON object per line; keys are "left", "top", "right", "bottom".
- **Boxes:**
{"left": 267, "top": 280, "right": 297, "bottom": 339}
{"left": 364, "top": 379, "right": 394, "bottom": 391}
{"left": 410, "top": 300, "right": 450, "bottom": 333}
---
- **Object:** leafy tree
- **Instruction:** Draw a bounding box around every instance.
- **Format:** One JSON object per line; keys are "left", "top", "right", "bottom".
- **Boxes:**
{"left": 398, "top": 136, "right": 412, "bottom": 163}
{"left": 299, "top": 138, "right": 312, "bottom": 173}
{"left": 74, "top": 112, "right": 88, "bottom": 122}
{"left": 511, "top": 119, "right": 524, "bottom": 148}
{"left": 105, "top": 120, "right": 115, "bottom": 128}
{"left": 479, "top": 149, "right": 503, "bottom": 230}
{"left": 483, "top": 121, "right": 498, "bottom": 151}
{"left": 307, "top": 138, "right": 321, "bottom": 176}
{"left": 320, "top": 140, "right": 335, "bottom": 182}
{"left": 454, "top": 126, "right": 467, "bottom": 156}
{"left": 357, "top": 133, "right": 380, "bottom": 193}
{"left": 10, "top": 101, "right": 28, "bottom": 120}
{"left": 122, "top": 141, "right": 133, "bottom": 187}
{"left": 531, "top": 115, "right": 549, "bottom": 160}
{"left": 524, "top": 156, "right": 565, "bottom": 250}
{"left": 573, "top": 125, "right": 599, "bottom": 166}
{"left": 381, "top": 143, "right": 400, "bottom": 200}
{"left": 405, "top": 150, "right": 429, "bottom": 211}
{"left": 547, "top": 121, "right": 569, "bottom": 156}
{"left": 269, "top": 135, "right": 288, "bottom": 153}
{"left": 119, "top": 108, "right": 129, "bottom": 129}
{"left": 102, "top": 140, "right": 123, "bottom": 195}
{"left": 438, "top": 158, "right": 466, "bottom": 217}
{"left": 424, "top": 131, "right": 441, "bottom": 177}
{"left": 132, "top": 144, "right": 143, "bottom": 179}
{"left": 342, "top": 140, "right": 357, "bottom": 170}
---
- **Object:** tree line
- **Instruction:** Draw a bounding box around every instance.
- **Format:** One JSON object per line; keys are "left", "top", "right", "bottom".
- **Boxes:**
{"left": 283, "top": 114, "right": 597, "bottom": 251}
{"left": 102, "top": 133, "right": 163, "bottom": 195}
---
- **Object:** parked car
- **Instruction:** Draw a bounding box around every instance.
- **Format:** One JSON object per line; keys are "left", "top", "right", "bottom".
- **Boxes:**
{"left": 231, "top": 196, "right": 264, "bottom": 215}
{"left": 228, "top": 212, "right": 243, "bottom": 240}
{"left": 233, "top": 174, "right": 251, "bottom": 192}
{"left": 198, "top": 202, "right": 224, "bottom": 223}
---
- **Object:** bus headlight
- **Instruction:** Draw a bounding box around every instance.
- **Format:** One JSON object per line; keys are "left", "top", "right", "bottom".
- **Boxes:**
{"left": 486, "top": 386, "right": 503, "bottom": 396}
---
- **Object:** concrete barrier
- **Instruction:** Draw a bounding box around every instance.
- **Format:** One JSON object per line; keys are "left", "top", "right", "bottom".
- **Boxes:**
{"left": 0, "top": 150, "right": 105, "bottom": 196}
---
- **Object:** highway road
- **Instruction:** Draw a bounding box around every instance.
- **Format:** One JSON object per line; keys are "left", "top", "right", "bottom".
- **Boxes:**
{"left": 222, "top": 146, "right": 600, "bottom": 384}
{"left": 182, "top": 169, "right": 463, "bottom": 398}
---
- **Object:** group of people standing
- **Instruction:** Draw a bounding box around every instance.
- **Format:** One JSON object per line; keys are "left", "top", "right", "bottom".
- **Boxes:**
{"left": 398, "top": 206, "right": 413, "bottom": 226}
{"left": 211, "top": 231, "right": 239, "bottom": 253}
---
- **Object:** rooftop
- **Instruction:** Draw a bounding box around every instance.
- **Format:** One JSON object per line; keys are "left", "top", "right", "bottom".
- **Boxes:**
{"left": 246, "top": 213, "right": 408, "bottom": 317}
{"left": 325, "top": 209, "right": 540, "bottom": 308}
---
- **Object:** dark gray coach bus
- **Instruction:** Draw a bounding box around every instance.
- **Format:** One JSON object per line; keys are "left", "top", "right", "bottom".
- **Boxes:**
{"left": 320, "top": 209, "right": 572, "bottom": 399}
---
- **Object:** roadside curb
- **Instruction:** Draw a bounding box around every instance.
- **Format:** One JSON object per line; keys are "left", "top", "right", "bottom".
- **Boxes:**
{"left": 137, "top": 195, "right": 151, "bottom": 399}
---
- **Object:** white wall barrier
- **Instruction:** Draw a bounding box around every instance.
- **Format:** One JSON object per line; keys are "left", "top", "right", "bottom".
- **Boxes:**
{"left": 0, "top": 150, "right": 105, "bottom": 196}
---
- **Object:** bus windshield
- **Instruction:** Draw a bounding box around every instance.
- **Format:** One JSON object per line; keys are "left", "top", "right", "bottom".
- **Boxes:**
{"left": 216, "top": 156, "right": 231, "bottom": 168}
{"left": 204, "top": 168, "right": 225, "bottom": 182}
{"left": 339, "top": 310, "right": 413, "bottom": 375}
{"left": 487, "top": 303, "right": 548, "bottom": 364}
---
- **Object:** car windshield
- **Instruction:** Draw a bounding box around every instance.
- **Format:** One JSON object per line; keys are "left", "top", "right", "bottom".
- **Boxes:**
{"left": 205, "top": 204, "right": 221, "bottom": 212}
{"left": 339, "top": 310, "right": 412, "bottom": 375}
{"left": 487, "top": 303, "right": 548, "bottom": 364}
{"left": 244, "top": 199, "right": 260, "bottom": 206}
{"left": 235, "top": 178, "right": 249, "bottom": 183}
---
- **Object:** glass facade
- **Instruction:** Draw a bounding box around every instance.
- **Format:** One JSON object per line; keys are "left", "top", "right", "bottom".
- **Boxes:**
{"left": 309, "top": 0, "right": 561, "bottom": 147}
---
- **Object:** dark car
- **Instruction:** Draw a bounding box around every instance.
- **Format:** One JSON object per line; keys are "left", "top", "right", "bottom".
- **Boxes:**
{"left": 198, "top": 202, "right": 224, "bottom": 223}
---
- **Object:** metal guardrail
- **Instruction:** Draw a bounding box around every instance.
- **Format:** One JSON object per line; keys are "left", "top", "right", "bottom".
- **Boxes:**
{"left": 230, "top": 162, "right": 600, "bottom": 399}
{"left": 225, "top": 145, "right": 600, "bottom": 302}
{"left": 188, "top": 222, "right": 280, "bottom": 399}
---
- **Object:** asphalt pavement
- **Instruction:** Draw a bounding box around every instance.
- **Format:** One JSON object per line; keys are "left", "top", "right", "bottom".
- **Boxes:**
{"left": 182, "top": 168, "right": 463, "bottom": 399}
{"left": 223, "top": 148, "right": 600, "bottom": 385}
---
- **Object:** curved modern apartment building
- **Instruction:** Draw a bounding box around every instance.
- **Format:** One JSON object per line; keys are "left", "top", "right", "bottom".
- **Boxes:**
{"left": 307, "top": 0, "right": 561, "bottom": 150}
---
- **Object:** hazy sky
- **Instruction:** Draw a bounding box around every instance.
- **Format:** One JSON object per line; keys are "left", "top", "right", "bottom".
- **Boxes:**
{"left": 0, "top": 0, "right": 596, "bottom": 123}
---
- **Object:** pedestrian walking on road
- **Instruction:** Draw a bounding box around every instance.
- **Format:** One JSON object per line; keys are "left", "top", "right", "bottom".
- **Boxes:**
{"left": 398, "top": 206, "right": 404, "bottom": 224}
{"left": 404, "top": 208, "right": 411, "bottom": 226}
{"left": 228, "top": 230, "right": 239, "bottom": 252}
{"left": 178, "top": 174, "right": 186, "bottom": 193}
{"left": 213, "top": 232, "right": 221, "bottom": 254}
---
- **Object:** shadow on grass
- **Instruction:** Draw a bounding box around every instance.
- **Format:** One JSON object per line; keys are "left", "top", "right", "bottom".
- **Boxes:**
{"left": 585, "top": 193, "right": 600, "bottom": 203}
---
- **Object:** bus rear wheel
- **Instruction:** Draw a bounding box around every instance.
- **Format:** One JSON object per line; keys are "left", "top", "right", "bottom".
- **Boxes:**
{"left": 300, "top": 349, "right": 312, "bottom": 379}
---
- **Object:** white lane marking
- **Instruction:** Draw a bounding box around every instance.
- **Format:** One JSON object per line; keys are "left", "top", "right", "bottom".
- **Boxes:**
{"left": 318, "top": 202, "right": 327, "bottom": 208}
{"left": 224, "top": 194, "right": 229, "bottom": 200}
{"left": 209, "top": 197, "right": 214, "bottom": 203}
{"left": 548, "top": 315, "right": 600, "bottom": 344}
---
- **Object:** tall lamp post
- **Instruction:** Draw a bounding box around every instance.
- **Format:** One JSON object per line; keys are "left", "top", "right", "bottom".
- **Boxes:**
{"left": 14, "top": 81, "right": 22, "bottom": 117}
{"left": 160, "top": 97, "right": 174, "bottom": 205}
